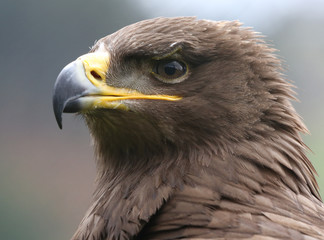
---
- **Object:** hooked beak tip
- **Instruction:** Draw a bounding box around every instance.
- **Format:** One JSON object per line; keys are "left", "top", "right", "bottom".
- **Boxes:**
{"left": 53, "top": 94, "right": 63, "bottom": 129}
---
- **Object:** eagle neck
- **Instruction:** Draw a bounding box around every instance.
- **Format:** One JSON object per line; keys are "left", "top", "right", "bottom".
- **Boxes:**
{"left": 72, "top": 147, "right": 187, "bottom": 240}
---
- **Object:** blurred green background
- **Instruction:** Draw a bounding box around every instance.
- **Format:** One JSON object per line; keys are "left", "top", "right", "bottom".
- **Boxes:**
{"left": 0, "top": 0, "right": 323, "bottom": 239}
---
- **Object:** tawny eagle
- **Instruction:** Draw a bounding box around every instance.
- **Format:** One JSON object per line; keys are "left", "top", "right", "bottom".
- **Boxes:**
{"left": 53, "top": 17, "right": 324, "bottom": 240}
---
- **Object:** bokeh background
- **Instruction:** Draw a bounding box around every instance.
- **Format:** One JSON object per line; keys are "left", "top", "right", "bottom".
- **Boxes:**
{"left": 1, "top": 0, "right": 323, "bottom": 239}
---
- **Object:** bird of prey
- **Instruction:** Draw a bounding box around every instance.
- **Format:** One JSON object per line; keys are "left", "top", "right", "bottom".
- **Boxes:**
{"left": 53, "top": 17, "right": 324, "bottom": 240}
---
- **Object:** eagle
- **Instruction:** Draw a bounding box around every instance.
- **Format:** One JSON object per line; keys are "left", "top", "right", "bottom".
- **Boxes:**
{"left": 53, "top": 17, "right": 324, "bottom": 240}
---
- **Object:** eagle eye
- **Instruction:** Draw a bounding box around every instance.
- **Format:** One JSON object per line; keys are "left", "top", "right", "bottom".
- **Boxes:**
{"left": 152, "top": 59, "right": 188, "bottom": 83}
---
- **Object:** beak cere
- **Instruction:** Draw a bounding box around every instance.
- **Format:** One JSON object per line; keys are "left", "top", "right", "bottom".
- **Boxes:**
{"left": 52, "top": 52, "right": 182, "bottom": 129}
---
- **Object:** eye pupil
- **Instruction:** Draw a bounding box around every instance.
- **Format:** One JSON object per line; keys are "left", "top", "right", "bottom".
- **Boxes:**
{"left": 164, "top": 62, "right": 179, "bottom": 76}
{"left": 153, "top": 60, "right": 187, "bottom": 83}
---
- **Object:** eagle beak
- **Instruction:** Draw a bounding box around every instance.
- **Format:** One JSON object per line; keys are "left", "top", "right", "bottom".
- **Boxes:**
{"left": 53, "top": 52, "right": 181, "bottom": 129}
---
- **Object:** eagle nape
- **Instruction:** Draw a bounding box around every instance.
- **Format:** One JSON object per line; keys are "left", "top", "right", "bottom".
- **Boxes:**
{"left": 52, "top": 17, "right": 324, "bottom": 240}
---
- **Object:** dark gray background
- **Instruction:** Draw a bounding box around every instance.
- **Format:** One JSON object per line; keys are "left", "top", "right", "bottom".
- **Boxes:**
{"left": 1, "top": 0, "right": 323, "bottom": 239}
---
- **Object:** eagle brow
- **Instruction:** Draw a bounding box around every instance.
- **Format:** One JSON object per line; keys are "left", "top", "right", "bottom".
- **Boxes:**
{"left": 152, "top": 46, "right": 183, "bottom": 60}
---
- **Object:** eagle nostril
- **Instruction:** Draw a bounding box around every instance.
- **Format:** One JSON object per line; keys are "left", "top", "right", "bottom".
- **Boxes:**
{"left": 90, "top": 70, "right": 103, "bottom": 81}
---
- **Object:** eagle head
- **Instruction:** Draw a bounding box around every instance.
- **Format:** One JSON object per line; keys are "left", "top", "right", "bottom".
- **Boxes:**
{"left": 52, "top": 17, "right": 323, "bottom": 240}
{"left": 53, "top": 17, "right": 299, "bottom": 165}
